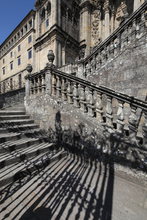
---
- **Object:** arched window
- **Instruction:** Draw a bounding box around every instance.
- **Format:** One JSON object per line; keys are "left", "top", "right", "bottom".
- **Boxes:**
{"left": 46, "top": 2, "right": 51, "bottom": 15}
{"left": 40, "top": 7, "right": 45, "bottom": 20}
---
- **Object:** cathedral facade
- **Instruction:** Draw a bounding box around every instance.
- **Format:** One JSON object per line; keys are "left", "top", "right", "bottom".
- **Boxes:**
{"left": 0, "top": 0, "right": 145, "bottom": 93}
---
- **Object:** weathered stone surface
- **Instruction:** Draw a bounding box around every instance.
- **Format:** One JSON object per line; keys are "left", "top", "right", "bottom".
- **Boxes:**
{"left": 87, "top": 36, "right": 147, "bottom": 100}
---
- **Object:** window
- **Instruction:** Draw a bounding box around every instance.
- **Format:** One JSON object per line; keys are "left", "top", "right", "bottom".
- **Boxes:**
{"left": 18, "top": 56, "right": 21, "bottom": 65}
{"left": 2, "top": 67, "right": 5, "bottom": 75}
{"left": 29, "top": 20, "right": 32, "bottom": 28}
{"left": 28, "top": 48, "right": 32, "bottom": 59}
{"left": 21, "top": 28, "right": 23, "bottom": 36}
{"left": 25, "top": 24, "right": 28, "bottom": 32}
{"left": 10, "top": 51, "right": 13, "bottom": 58}
{"left": 10, "top": 78, "right": 13, "bottom": 90}
{"left": 10, "top": 61, "right": 13, "bottom": 70}
{"left": 17, "top": 32, "right": 20, "bottom": 39}
{"left": 3, "top": 59, "right": 5, "bottom": 64}
{"left": 46, "top": 19, "right": 49, "bottom": 27}
{"left": 18, "top": 74, "right": 22, "bottom": 88}
{"left": 28, "top": 35, "right": 32, "bottom": 43}
{"left": 18, "top": 45, "right": 21, "bottom": 52}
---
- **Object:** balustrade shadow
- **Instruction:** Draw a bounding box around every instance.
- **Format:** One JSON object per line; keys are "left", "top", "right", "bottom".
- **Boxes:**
{"left": 1, "top": 109, "right": 146, "bottom": 219}
{"left": 1, "top": 110, "right": 115, "bottom": 220}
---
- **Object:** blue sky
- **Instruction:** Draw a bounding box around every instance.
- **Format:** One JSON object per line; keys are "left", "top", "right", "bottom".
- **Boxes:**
{"left": 0, "top": 0, "right": 35, "bottom": 44}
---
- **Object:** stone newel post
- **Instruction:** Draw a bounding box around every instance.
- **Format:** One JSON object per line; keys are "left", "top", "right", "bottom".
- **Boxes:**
{"left": 25, "top": 64, "right": 33, "bottom": 97}
{"left": 45, "top": 50, "right": 55, "bottom": 95}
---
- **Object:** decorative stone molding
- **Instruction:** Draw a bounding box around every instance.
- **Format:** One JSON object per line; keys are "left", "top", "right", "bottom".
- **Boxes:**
{"left": 91, "top": 9, "right": 102, "bottom": 46}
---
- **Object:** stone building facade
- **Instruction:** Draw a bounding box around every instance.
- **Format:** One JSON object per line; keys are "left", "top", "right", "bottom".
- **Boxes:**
{"left": 0, "top": 0, "right": 146, "bottom": 94}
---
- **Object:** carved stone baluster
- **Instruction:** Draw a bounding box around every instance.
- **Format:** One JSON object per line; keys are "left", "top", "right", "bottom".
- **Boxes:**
{"left": 42, "top": 73, "right": 46, "bottom": 93}
{"left": 140, "top": 10, "right": 146, "bottom": 35}
{"left": 142, "top": 112, "right": 147, "bottom": 149}
{"left": 110, "top": 42, "right": 114, "bottom": 59}
{"left": 95, "top": 91, "right": 103, "bottom": 123}
{"left": 73, "top": 83, "right": 80, "bottom": 108}
{"left": 56, "top": 76, "right": 61, "bottom": 98}
{"left": 31, "top": 79, "right": 34, "bottom": 94}
{"left": 34, "top": 77, "right": 37, "bottom": 94}
{"left": 106, "top": 95, "right": 113, "bottom": 127}
{"left": 116, "top": 100, "right": 125, "bottom": 133}
{"left": 131, "top": 19, "right": 137, "bottom": 42}
{"left": 128, "top": 105, "right": 138, "bottom": 142}
{"left": 67, "top": 81, "right": 73, "bottom": 104}
{"left": 80, "top": 85, "right": 87, "bottom": 113}
{"left": 61, "top": 78, "right": 67, "bottom": 101}
{"left": 39, "top": 75, "right": 42, "bottom": 93}
{"left": 52, "top": 74, "right": 56, "bottom": 96}
{"left": 36, "top": 77, "right": 39, "bottom": 94}
{"left": 87, "top": 88, "right": 95, "bottom": 117}
{"left": 45, "top": 68, "right": 52, "bottom": 95}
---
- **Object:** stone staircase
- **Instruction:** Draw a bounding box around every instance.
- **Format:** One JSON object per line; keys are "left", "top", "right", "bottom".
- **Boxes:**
{"left": 0, "top": 105, "right": 65, "bottom": 189}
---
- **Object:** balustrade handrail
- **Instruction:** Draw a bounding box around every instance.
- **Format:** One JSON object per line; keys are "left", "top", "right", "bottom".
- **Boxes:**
{"left": 29, "top": 67, "right": 147, "bottom": 111}
{"left": 79, "top": 1, "right": 147, "bottom": 64}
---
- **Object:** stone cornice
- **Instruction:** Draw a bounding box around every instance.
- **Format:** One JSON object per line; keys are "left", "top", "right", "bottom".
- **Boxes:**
{"left": 34, "top": 25, "right": 79, "bottom": 50}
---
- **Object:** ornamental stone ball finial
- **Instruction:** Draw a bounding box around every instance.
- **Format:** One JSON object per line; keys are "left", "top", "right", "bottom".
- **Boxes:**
{"left": 47, "top": 50, "right": 55, "bottom": 66}
{"left": 26, "top": 64, "right": 33, "bottom": 73}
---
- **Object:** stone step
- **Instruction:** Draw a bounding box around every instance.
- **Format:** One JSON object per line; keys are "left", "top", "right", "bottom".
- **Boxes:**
{"left": 0, "top": 115, "right": 30, "bottom": 120}
{"left": 0, "top": 137, "right": 42, "bottom": 154}
{"left": 0, "top": 111, "right": 26, "bottom": 116}
{"left": 0, "top": 119, "right": 34, "bottom": 126}
{"left": 0, "top": 132, "right": 21, "bottom": 143}
{"left": 0, "top": 142, "right": 55, "bottom": 168}
{"left": 7, "top": 123, "right": 40, "bottom": 132}
{"left": 0, "top": 128, "right": 8, "bottom": 133}
{"left": 0, "top": 150, "right": 65, "bottom": 188}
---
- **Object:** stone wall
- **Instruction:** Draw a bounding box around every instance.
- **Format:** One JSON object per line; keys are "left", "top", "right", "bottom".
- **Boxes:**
{"left": 25, "top": 92, "right": 147, "bottom": 171}
{"left": 76, "top": 2, "right": 147, "bottom": 100}
{"left": 25, "top": 93, "right": 103, "bottom": 133}
{"left": 87, "top": 35, "right": 147, "bottom": 100}
{"left": 0, "top": 88, "right": 25, "bottom": 109}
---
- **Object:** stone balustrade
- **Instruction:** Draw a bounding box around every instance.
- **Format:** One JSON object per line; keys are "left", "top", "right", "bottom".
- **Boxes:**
{"left": 26, "top": 52, "right": 147, "bottom": 161}
{"left": 0, "top": 69, "right": 26, "bottom": 94}
{"left": 78, "top": 1, "right": 147, "bottom": 77}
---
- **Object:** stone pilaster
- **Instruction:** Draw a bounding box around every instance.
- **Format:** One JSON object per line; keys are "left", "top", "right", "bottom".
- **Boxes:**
{"left": 104, "top": 0, "right": 110, "bottom": 40}
{"left": 79, "top": 0, "right": 92, "bottom": 56}
{"left": 134, "top": 0, "right": 142, "bottom": 11}
{"left": 51, "top": 0, "right": 58, "bottom": 26}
